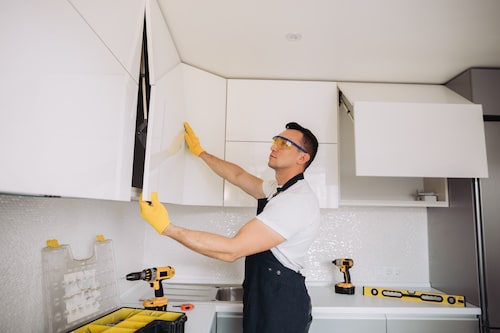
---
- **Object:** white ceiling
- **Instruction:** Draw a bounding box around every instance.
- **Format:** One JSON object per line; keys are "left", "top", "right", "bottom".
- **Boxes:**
{"left": 157, "top": 0, "right": 500, "bottom": 84}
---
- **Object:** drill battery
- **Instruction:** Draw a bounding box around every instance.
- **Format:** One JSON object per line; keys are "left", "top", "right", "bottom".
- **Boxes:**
{"left": 335, "top": 282, "right": 355, "bottom": 295}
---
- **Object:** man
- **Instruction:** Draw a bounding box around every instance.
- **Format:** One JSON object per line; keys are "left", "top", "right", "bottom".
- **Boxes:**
{"left": 139, "top": 121, "right": 321, "bottom": 332}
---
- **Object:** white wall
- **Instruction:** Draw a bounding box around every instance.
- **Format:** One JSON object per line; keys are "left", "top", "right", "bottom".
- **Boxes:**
{"left": 0, "top": 194, "right": 429, "bottom": 332}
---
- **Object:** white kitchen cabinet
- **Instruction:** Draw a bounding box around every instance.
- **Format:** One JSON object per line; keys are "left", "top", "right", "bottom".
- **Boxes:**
{"left": 337, "top": 82, "right": 489, "bottom": 207}
{"left": 143, "top": 64, "right": 226, "bottom": 205}
{"left": 210, "top": 315, "right": 217, "bottom": 333}
{"left": 310, "top": 314, "right": 478, "bottom": 333}
{"left": 224, "top": 142, "right": 338, "bottom": 208}
{"left": 310, "top": 314, "right": 386, "bottom": 333}
{"left": 386, "top": 315, "right": 479, "bottom": 333}
{"left": 70, "top": 0, "right": 145, "bottom": 83}
{"left": 216, "top": 312, "right": 243, "bottom": 333}
{"left": 0, "top": 0, "right": 144, "bottom": 201}
{"left": 226, "top": 80, "right": 338, "bottom": 144}
{"left": 225, "top": 80, "right": 339, "bottom": 208}
{"left": 140, "top": 0, "right": 226, "bottom": 206}
{"left": 338, "top": 82, "right": 488, "bottom": 178}
{"left": 339, "top": 104, "right": 449, "bottom": 207}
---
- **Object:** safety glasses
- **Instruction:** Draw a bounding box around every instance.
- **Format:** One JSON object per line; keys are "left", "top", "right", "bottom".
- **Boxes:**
{"left": 272, "top": 135, "right": 308, "bottom": 153}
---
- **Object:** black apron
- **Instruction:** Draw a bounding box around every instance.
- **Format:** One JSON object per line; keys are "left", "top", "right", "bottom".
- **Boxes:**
{"left": 242, "top": 173, "right": 313, "bottom": 333}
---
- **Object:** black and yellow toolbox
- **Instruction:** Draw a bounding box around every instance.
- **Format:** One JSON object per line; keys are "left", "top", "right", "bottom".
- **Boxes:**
{"left": 42, "top": 236, "right": 187, "bottom": 333}
{"left": 71, "top": 308, "right": 186, "bottom": 333}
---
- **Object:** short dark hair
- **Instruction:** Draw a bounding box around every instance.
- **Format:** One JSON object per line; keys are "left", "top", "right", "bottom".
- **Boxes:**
{"left": 286, "top": 122, "right": 318, "bottom": 169}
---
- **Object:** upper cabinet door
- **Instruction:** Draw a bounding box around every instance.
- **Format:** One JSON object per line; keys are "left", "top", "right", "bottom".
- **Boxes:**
{"left": 339, "top": 82, "right": 489, "bottom": 178}
{"left": 225, "top": 142, "right": 339, "bottom": 208}
{"left": 225, "top": 80, "right": 339, "bottom": 208}
{"left": 226, "top": 80, "right": 338, "bottom": 143}
{"left": 69, "top": 0, "right": 145, "bottom": 82}
{"left": 0, "top": 0, "right": 144, "bottom": 200}
{"left": 143, "top": 64, "right": 226, "bottom": 205}
{"left": 142, "top": 2, "right": 227, "bottom": 206}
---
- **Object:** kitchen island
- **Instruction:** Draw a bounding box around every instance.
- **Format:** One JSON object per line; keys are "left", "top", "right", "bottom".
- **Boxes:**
{"left": 121, "top": 283, "right": 480, "bottom": 333}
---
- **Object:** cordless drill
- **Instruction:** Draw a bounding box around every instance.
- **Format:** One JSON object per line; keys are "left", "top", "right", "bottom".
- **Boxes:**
{"left": 332, "top": 258, "right": 355, "bottom": 295}
{"left": 126, "top": 266, "right": 175, "bottom": 310}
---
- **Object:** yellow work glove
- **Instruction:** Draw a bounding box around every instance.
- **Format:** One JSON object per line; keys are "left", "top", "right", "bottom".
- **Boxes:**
{"left": 184, "top": 122, "right": 205, "bottom": 156}
{"left": 139, "top": 192, "right": 171, "bottom": 234}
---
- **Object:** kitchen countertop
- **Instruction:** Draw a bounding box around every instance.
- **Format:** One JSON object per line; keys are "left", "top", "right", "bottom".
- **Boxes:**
{"left": 308, "top": 285, "right": 480, "bottom": 317}
{"left": 121, "top": 283, "right": 480, "bottom": 333}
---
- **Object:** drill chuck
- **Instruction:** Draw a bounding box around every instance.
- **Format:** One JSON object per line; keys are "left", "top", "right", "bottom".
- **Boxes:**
{"left": 126, "top": 268, "right": 159, "bottom": 282}
{"left": 126, "top": 271, "right": 143, "bottom": 281}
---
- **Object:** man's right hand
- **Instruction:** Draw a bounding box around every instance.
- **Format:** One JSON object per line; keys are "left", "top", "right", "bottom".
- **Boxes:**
{"left": 139, "top": 192, "right": 171, "bottom": 234}
{"left": 184, "top": 122, "right": 205, "bottom": 156}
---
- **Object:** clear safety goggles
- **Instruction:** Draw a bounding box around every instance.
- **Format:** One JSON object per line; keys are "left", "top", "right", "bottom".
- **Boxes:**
{"left": 272, "top": 135, "right": 308, "bottom": 153}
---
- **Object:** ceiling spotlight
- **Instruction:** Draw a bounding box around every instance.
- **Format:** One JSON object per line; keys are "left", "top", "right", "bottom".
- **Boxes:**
{"left": 286, "top": 32, "right": 302, "bottom": 41}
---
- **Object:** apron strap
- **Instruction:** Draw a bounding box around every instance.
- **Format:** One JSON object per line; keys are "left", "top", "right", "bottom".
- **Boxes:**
{"left": 256, "top": 173, "right": 304, "bottom": 214}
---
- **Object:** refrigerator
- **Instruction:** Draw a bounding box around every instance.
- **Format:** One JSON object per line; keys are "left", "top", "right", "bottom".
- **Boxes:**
{"left": 480, "top": 119, "right": 500, "bottom": 331}
{"left": 427, "top": 68, "right": 500, "bottom": 333}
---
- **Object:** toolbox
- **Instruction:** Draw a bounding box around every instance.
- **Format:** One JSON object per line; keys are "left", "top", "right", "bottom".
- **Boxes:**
{"left": 72, "top": 308, "right": 186, "bottom": 333}
{"left": 42, "top": 236, "right": 186, "bottom": 333}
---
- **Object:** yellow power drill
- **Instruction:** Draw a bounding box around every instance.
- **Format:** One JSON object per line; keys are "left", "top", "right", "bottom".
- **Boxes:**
{"left": 332, "top": 258, "right": 355, "bottom": 295}
{"left": 126, "top": 266, "right": 175, "bottom": 311}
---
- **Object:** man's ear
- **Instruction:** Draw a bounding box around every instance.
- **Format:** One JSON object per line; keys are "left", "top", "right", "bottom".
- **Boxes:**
{"left": 298, "top": 152, "right": 310, "bottom": 166}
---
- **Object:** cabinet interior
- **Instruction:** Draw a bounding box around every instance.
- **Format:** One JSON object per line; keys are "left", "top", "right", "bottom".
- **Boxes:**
{"left": 132, "top": 20, "right": 151, "bottom": 190}
{"left": 338, "top": 101, "right": 449, "bottom": 207}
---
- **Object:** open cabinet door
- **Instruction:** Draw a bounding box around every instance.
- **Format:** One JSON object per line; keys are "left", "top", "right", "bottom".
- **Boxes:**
{"left": 0, "top": 0, "right": 144, "bottom": 201}
{"left": 141, "top": 1, "right": 226, "bottom": 205}
{"left": 339, "top": 82, "right": 488, "bottom": 178}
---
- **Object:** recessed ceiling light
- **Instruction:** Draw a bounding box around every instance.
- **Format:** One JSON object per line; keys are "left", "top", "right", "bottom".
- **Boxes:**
{"left": 286, "top": 32, "right": 302, "bottom": 41}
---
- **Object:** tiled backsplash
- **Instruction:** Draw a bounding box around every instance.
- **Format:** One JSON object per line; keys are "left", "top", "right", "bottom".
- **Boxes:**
{"left": 0, "top": 194, "right": 146, "bottom": 332}
{"left": 143, "top": 204, "right": 429, "bottom": 286}
{"left": 0, "top": 194, "right": 429, "bottom": 332}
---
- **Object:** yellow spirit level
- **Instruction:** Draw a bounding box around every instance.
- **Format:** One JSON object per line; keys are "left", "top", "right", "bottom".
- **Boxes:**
{"left": 363, "top": 286, "right": 466, "bottom": 307}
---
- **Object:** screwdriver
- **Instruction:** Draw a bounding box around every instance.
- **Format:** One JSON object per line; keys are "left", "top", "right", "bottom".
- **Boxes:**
{"left": 172, "top": 303, "right": 194, "bottom": 311}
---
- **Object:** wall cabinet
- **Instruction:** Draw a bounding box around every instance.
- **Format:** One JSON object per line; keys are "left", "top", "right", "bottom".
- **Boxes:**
{"left": 145, "top": 78, "right": 339, "bottom": 207}
{"left": 339, "top": 103, "right": 449, "bottom": 207}
{"left": 224, "top": 142, "right": 338, "bottom": 208}
{"left": 142, "top": 63, "right": 226, "bottom": 205}
{"left": 225, "top": 79, "right": 339, "bottom": 208}
{"left": 338, "top": 82, "right": 488, "bottom": 178}
{"left": 226, "top": 80, "right": 338, "bottom": 143}
{"left": 140, "top": 0, "right": 226, "bottom": 205}
{"left": 338, "top": 82, "right": 489, "bottom": 207}
{"left": 0, "top": 0, "right": 144, "bottom": 201}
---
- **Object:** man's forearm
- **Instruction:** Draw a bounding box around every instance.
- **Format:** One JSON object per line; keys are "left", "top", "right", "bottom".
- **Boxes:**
{"left": 199, "top": 152, "right": 244, "bottom": 184}
{"left": 198, "top": 152, "right": 265, "bottom": 198}
{"left": 162, "top": 224, "right": 240, "bottom": 262}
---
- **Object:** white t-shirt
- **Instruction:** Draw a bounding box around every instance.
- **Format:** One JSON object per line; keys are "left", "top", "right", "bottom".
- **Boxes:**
{"left": 256, "top": 179, "right": 321, "bottom": 272}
